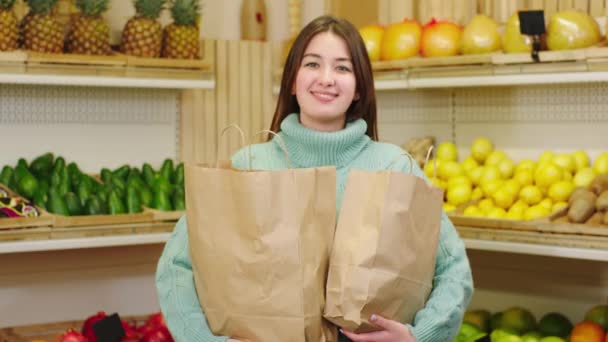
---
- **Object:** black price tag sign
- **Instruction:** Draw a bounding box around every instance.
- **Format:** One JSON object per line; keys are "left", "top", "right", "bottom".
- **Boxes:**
{"left": 93, "top": 313, "right": 125, "bottom": 342}
{"left": 518, "top": 10, "right": 546, "bottom": 62}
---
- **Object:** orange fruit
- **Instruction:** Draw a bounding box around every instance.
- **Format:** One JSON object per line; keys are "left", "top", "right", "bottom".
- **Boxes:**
{"left": 380, "top": 20, "right": 422, "bottom": 60}
{"left": 570, "top": 321, "right": 605, "bottom": 342}
{"left": 359, "top": 25, "right": 384, "bottom": 61}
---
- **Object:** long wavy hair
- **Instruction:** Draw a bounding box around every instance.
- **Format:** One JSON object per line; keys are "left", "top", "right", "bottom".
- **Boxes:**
{"left": 268, "top": 15, "right": 378, "bottom": 141}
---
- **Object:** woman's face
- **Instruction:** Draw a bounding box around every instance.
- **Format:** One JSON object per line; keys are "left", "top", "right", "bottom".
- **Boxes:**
{"left": 293, "top": 31, "right": 357, "bottom": 132}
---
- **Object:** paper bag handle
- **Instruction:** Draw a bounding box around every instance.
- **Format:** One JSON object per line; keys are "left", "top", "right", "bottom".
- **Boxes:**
{"left": 216, "top": 124, "right": 247, "bottom": 168}
{"left": 387, "top": 153, "right": 414, "bottom": 174}
{"left": 252, "top": 130, "right": 293, "bottom": 169}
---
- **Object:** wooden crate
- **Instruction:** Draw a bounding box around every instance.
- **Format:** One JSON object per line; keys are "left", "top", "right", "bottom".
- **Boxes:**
{"left": 51, "top": 211, "right": 155, "bottom": 228}
{"left": 0, "top": 315, "right": 150, "bottom": 342}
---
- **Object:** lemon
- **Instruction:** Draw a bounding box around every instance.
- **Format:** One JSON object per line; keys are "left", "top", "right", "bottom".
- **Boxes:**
{"left": 516, "top": 159, "right": 536, "bottom": 173}
{"left": 493, "top": 187, "right": 516, "bottom": 209}
{"left": 487, "top": 207, "right": 507, "bottom": 219}
{"left": 481, "top": 179, "right": 504, "bottom": 197}
{"left": 481, "top": 165, "right": 503, "bottom": 183}
{"left": 464, "top": 205, "right": 485, "bottom": 217}
{"left": 438, "top": 161, "right": 464, "bottom": 180}
{"left": 503, "top": 179, "right": 522, "bottom": 196}
{"left": 471, "top": 187, "right": 484, "bottom": 200}
{"left": 552, "top": 201, "right": 568, "bottom": 213}
{"left": 539, "top": 198, "right": 553, "bottom": 211}
{"left": 498, "top": 158, "right": 516, "bottom": 179}
{"left": 471, "top": 137, "right": 494, "bottom": 164}
{"left": 467, "top": 166, "right": 485, "bottom": 186}
{"left": 552, "top": 153, "right": 576, "bottom": 174}
{"left": 424, "top": 159, "right": 439, "bottom": 178}
{"left": 547, "top": 180, "right": 574, "bottom": 202}
{"left": 562, "top": 171, "right": 572, "bottom": 181}
{"left": 478, "top": 198, "right": 495, "bottom": 213}
{"left": 534, "top": 162, "right": 563, "bottom": 189}
{"left": 538, "top": 150, "right": 556, "bottom": 164}
{"left": 573, "top": 167, "right": 596, "bottom": 187}
{"left": 447, "top": 183, "right": 472, "bottom": 206}
{"left": 486, "top": 150, "right": 507, "bottom": 167}
{"left": 430, "top": 177, "right": 447, "bottom": 190}
{"left": 437, "top": 141, "right": 458, "bottom": 162}
{"left": 571, "top": 150, "right": 590, "bottom": 171}
{"left": 593, "top": 152, "right": 608, "bottom": 174}
{"left": 505, "top": 210, "right": 524, "bottom": 220}
{"left": 510, "top": 199, "right": 530, "bottom": 213}
{"left": 448, "top": 175, "right": 473, "bottom": 189}
{"left": 514, "top": 170, "right": 534, "bottom": 186}
{"left": 461, "top": 156, "right": 479, "bottom": 172}
{"left": 443, "top": 202, "right": 456, "bottom": 213}
{"left": 519, "top": 185, "right": 543, "bottom": 205}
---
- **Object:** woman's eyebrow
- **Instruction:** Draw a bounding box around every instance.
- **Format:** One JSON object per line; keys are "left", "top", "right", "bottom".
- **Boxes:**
{"left": 302, "top": 53, "right": 352, "bottom": 62}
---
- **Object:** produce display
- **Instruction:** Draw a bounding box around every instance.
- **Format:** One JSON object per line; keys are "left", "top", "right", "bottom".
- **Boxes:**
{"left": 51, "top": 311, "right": 174, "bottom": 342}
{"left": 21, "top": 0, "right": 64, "bottom": 53}
{"left": 0, "top": 153, "right": 184, "bottom": 217}
{"left": 0, "top": 0, "right": 18, "bottom": 51}
{"left": 401, "top": 135, "right": 435, "bottom": 167}
{"left": 455, "top": 304, "right": 608, "bottom": 342}
{"left": 120, "top": 0, "right": 165, "bottom": 58}
{"left": 425, "top": 137, "right": 608, "bottom": 222}
{"left": 161, "top": 0, "right": 201, "bottom": 59}
{"left": 66, "top": 0, "right": 112, "bottom": 55}
{"left": 358, "top": 8, "right": 607, "bottom": 62}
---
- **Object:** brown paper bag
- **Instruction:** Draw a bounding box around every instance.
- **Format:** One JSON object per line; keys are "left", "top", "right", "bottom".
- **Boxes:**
{"left": 323, "top": 167, "right": 443, "bottom": 333}
{"left": 185, "top": 161, "right": 339, "bottom": 342}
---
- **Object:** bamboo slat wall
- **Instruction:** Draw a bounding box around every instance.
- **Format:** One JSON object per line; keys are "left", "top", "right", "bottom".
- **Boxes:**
{"left": 181, "top": 40, "right": 276, "bottom": 165}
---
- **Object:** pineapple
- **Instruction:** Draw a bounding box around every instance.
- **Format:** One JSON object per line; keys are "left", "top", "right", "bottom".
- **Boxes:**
{"left": 0, "top": 0, "right": 18, "bottom": 51}
{"left": 120, "top": 0, "right": 165, "bottom": 57}
{"left": 162, "top": 0, "right": 200, "bottom": 59}
{"left": 21, "top": 0, "right": 64, "bottom": 53}
{"left": 66, "top": 0, "right": 110, "bottom": 55}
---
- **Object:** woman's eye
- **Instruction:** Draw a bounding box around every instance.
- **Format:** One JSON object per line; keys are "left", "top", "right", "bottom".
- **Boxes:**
{"left": 304, "top": 62, "right": 319, "bottom": 68}
{"left": 336, "top": 65, "right": 351, "bottom": 72}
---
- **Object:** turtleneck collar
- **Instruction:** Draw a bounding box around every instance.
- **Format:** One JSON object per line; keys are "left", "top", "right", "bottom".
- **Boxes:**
{"left": 275, "top": 113, "right": 371, "bottom": 168}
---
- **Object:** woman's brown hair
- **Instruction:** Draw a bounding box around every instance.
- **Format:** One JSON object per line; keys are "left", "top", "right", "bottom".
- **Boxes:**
{"left": 268, "top": 15, "right": 378, "bottom": 141}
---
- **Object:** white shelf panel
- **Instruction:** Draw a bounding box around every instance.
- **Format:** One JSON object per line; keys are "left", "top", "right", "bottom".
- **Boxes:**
{"left": 0, "top": 73, "right": 215, "bottom": 89}
{"left": 0, "top": 233, "right": 171, "bottom": 254}
{"left": 463, "top": 238, "right": 608, "bottom": 262}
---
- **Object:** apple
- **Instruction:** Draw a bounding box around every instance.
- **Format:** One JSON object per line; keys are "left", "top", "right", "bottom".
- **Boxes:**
{"left": 461, "top": 14, "right": 502, "bottom": 54}
{"left": 380, "top": 19, "right": 422, "bottom": 60}
{"left": 421, "top": 18, "right": 462, "bottom": 57}
{"left": 359, "top": 25, "right": 384, "bottom": 61}
{"left": 547, "top": 10, "right": 600, "bottom": 50}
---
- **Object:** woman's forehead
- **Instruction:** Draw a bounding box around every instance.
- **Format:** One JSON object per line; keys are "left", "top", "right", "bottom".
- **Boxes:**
{"left": 303, "top": 32, "right": 352, "bottom": 60}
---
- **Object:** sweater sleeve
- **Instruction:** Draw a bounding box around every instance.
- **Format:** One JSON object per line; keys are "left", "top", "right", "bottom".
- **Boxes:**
{"left": 156, "top": 216, "right": 229, "bottom": 342}
{"left": 393, "top": 153, "right": 474, "bottom": 342}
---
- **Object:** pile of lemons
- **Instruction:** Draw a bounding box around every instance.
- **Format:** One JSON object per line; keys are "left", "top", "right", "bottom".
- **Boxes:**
{"left": 426, "top": 137, "right": 608, "bottom": 220}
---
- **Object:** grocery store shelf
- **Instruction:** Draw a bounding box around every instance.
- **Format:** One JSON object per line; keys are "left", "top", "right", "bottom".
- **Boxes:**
{"left": 0, "top": 73, "right": 215, "bottom": 89}
{"left": 463, "top": 238, "right": 608, "bottom": 262}
{"left": 0, "top": 232, "right": 171, "bottom": 254}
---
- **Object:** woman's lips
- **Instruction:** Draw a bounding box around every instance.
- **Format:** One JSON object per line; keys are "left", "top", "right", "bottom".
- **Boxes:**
{"left": 310, "top": 91, "right": 338, "bottom": 103}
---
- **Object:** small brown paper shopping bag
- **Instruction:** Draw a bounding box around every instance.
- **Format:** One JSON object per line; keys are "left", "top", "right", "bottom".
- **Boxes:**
{"left": 185, "top": 134, "right": 338, "bottom": 342}
{"left": 323, "top": 158, "right": 443, "bottom": 333}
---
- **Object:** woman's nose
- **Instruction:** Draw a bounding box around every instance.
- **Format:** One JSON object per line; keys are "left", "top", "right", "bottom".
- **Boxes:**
{"left": 318, "top": 67, "right": 335, "bottom": 86}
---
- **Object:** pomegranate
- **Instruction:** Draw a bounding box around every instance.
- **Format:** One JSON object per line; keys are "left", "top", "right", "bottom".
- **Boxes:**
{"left": 81, "top": 311, "right": 107, "bottom": 342}
{"left": 380, "top": 19, "right": 422, "bottom": 60}
{"left": 122, "top": 320, "right": 140, "bottom": 341}
{"left": 56, "top": 328, "right": 87, "bottom": 342}
{"left": 420, "top": 18, "right": 462, "bottom": 57}
{"left": 142, "top": 325, "right": 174, "bottom": 342}
{"left": 146, "top": 312, "right": 166, "bottom": 328}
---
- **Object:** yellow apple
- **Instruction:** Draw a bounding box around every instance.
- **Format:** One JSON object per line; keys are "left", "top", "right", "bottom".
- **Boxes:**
{"left": 547, "top": 10, "right": 601, "bottom": 51}
{"left": 359, "top": 25, "right": 384, "bottom": 61}
{"left": 380, "top": 20, "right": 422, "bottom": 61}
{"left": 503, "top": 12, "right": 533, "bottom": 53}
{"left": 461, "top": 14, "right": 502, "bottom": 54}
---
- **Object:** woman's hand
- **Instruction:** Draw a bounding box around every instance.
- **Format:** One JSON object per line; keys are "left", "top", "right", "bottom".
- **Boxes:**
{"left": 340, "top": 315, "right": 415, "bottom": 342}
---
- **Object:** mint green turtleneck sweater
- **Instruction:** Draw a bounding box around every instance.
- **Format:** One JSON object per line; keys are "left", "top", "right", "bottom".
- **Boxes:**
{"left": 156, "top": 114, "right": 473, "bottom": 342}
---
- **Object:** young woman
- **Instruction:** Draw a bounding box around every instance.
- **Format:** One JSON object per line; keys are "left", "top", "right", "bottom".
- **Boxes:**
{"left": 156, "top": 15, "right": 473, "bottom": 342}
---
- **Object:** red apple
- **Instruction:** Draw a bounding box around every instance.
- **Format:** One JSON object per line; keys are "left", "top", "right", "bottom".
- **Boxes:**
{"left": 380, "top": 19, "right": 422, "bottom": 60}
{"left": 421, "top": 18, "right": 462, "bottom": 57}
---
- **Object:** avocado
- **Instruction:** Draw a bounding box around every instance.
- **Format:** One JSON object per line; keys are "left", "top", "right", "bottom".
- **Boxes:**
{"left": 112, "top": 164, "right": 131, "bottom": 181}
{"left": 160, "top": 158, "right": 174, "bottom": 183}
{"left": 0, "top": 166, "right": 14, "bottom": 186}
{"left": 32, "top": 189, "right": 48, "bottom": 210}
{"left": 17, "top": 158, "right": 28, "bottom": 171}
{"left": 77, "top": 178, "right": 93, "bottom": 206}
{"left": 47, "top": 189, "right": 70, "bottom": 216}
{"left": 100, "top": 168, "right": 112, "bottom": 186}
{"left": 153, "top": 177, "right": 173, "bottom": 195}
{"left": 173, "top": 187, "right": 185, "bottom": 211}
{"left": 108, "top": 189, "right": 126, "bottom": 215}
{"left": 16, "top": 167, "right": 39, "bottom": 199}
{"left": 175, "top": 162, "right": 184, "bottom": 186}
{"left": 152, "top": 189, "right": 172, "bottom": 211}
{"left": 52, "top": 157, "right": 65, "bottom": 174}
{"left": 64, "top": 192, "right": 84, "bottom": 216}
{"left": 142, "top": 163, "right": 156, "bottom": 188}
{"left": 85, "top": 195, "right": 106, "bottom": 215}
{"left": 140, "top": 187, "right": 153, "bottom": 208}
{"left": 67, "top": 162, "right": 82, "bottom": 188}
{"left": 126, "top": 187, "right": 142, "bottom": 213}
{"left": 29, "top": 152, "right": 54, "bottom": 177}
